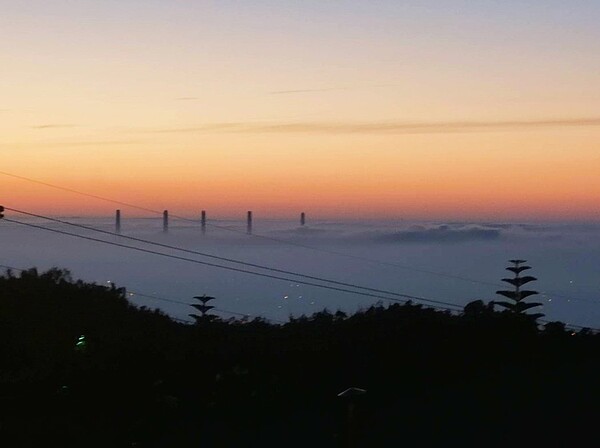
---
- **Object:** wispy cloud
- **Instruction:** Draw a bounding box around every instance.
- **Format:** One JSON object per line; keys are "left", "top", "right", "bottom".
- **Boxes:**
{"left": 268, "top": 87, "right": 348, "bottom": 95}
{"left": 148, "top": 118, "right": 600, "bottom": 135}
{"left": 174, "top": 97, "right": 199, "bottom": 101}
{"left": 0, "top": 139, "right": 141, "bottom": 149}
{"left": 374, "top": 225, "right": 502, "bottom": 243}
{"left": 30, "top": 124, "right": 78, "bottom": 130}
{"left": 48, "top": 139, "right": 140, "bottom": 147}
{"left": 267, "top": 83, "right": 405, "bottom": 95}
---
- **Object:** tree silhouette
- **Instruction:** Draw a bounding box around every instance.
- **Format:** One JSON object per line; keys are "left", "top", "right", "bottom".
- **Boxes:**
{"left": 189, "top": 294, "right": 217, "bottom": 323}
{"left": 1, "top": 266, "right": 599, "bottom": 446}
{"left": 463, "top": 299, "right": 495, "bottom": 317}
{"left": 495, "top": 259, "right": 543, "bottom": 320}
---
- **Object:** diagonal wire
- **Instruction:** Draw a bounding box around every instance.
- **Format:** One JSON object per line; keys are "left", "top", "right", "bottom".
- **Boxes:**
{"left": 2, "top": 217, "right": 464, "bottom": 310}
{"left": 1, "top": 170, "right": 597, "bottom": 304}
{"left": 1, "top": 262, "right": 597, "bottom": 331}
{"left": 5, "top": 206, "right": 463, "bottom": 307}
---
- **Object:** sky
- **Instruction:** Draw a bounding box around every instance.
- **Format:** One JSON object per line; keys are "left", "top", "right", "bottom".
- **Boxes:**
{"left": 2, "top": 1, "right": 600, "bottom": 220}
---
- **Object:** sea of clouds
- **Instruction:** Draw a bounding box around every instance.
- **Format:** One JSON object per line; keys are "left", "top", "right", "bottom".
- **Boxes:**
{"left": 1, "top": 217, "right": 599, "bottom": 327}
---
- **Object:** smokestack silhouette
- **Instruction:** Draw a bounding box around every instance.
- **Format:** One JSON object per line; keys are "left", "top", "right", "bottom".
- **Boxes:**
{"left": 201, "top": 210, "right": 206, "bottom": 234}
{"left": 163, "top": 210, "right": 169, "bottom": 233}
{"left": 115, "top": 210, "right": 121, "bottom": 234}
{"left": 300, "top": 212, "right": 306, "bottom": 226}
{"left": 247, "top": 211, "right": 253, "bottom": 234}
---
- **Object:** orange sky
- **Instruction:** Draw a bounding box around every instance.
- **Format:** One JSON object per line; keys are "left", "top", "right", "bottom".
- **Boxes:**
{"left": 2, "top": 2, "right": 600, "bottom": 221}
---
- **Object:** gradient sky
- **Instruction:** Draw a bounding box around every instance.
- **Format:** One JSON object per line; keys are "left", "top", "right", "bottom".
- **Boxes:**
{"left": 2, "top": 1, "right": 600, "bottom": 220}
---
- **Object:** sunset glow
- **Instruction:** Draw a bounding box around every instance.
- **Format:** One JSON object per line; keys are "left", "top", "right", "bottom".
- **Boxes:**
{"left": 2, "top": 1, "right": 600, "bottom": 220}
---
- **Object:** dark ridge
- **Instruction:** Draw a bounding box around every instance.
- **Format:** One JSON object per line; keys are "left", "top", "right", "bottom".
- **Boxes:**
{"left": 0, "top": 268, "right": 597, "bottom": 446}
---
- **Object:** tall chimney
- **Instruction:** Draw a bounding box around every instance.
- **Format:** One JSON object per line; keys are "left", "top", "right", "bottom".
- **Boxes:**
{"left": 115, "top": 210, "right": 121, "bottom": 234}
{"left": 247, "top": 211, "right": 253, "bottom": 234}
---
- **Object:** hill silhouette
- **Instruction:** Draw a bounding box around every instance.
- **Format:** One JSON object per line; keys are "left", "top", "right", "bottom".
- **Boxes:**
{"left": 0, "top": 268, "right": 598, "bottom": 447}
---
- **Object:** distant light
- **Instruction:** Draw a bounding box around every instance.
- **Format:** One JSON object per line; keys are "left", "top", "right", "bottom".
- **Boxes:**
{"left": 75, "top": 335, "right": 87, "bottom": 350}
{"left": 283, "top": 295, "right": 289, "bottom": 299}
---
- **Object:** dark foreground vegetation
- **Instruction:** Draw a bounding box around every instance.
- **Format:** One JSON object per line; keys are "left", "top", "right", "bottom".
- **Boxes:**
{"left": 1, "top": 268, "right": 598, "bottom": 447}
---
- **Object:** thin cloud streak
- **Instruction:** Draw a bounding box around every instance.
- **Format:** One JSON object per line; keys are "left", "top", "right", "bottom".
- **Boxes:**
{"left": 0, "top": 139, "right": 142, "bottom": 149}
{"left": 31, "top": 124, "right": 78, "bottom": 129}
{"left": 269, "top": 87, "right": 349, "bottom": 95}
{"left": 267, "top": 83, "right": 406, "bottom": 94}
{"left": 149, "top": 118, "right": 600, "bottom": 135}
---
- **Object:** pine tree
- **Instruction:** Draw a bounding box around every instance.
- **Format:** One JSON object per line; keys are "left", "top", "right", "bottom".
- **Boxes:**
{"left": 495, "top": 260, "right": 543, "bottom": 320}
{"left": 189, "top": 295, "right": 217, "bottom": 323}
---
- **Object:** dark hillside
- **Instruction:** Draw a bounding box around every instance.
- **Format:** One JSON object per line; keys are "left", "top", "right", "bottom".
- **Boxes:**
{"left": 0, "top": 268, "right": 598, "bottom": 447}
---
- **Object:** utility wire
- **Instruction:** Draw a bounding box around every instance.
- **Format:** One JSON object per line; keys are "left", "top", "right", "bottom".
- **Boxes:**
{"left": 1, "top": 169, "right": 492, "bottom": 284}
{"left": 1, "top": 263, "right": 596, "bottom": 331}
{"left": 0, "top": 264, "right": 20, "bottom": 271}
{"left": 5, "top": 207, "right": 464, "bottom": 308}
{"left": 0, "top": 171, "right": 546, "bottom": 292}
{"left": 124, "top": 289, "right": 286, "bottom": 324}
{"left": 0, "top": 171, "right": 159, "bottom": 214}
{"left": 172, "top": 317, "right": 195, "bottom": 325}
{"left": 1, "top": 170, "right": 596, "bottom": 304}
{"left": 2, "top": 217, "right": 465, "bottom": 311}
{"left": 0, "top": 263, "right": 284, "bottom": 324}
{"left": 7, "top": 207, "right": 598, "bottom": 307}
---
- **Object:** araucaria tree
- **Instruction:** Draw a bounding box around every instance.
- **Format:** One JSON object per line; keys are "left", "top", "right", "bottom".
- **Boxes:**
{"left": 495, "top": 260, "right": 543, "bottom": 320}
{"left": 189, "top": 295, "right": 217, "bottom": 323}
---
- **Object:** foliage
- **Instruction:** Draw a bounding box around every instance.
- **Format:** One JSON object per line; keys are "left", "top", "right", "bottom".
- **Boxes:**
{"left": 0, "top": 268, "right": 598, "bottom": 446}
{"left": 495, "top": 260, "right": 544, "bottom": 320}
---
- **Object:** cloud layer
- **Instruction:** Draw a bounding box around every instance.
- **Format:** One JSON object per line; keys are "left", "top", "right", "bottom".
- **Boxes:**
{"left": 375, "top": 225, "right": 501, "bottom": 243}
{"left": 149, "top": 118, "right": 600, "bottom": 135}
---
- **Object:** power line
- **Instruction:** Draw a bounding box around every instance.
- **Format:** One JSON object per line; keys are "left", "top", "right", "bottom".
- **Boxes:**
{"left": 5, "top": 207, "right": 464, "bottom": 308}
{"left": 2, "top": 168, "right": 489, "bottom": 282}
{"left": 124, "top": 289, "right": 286, "bottom": 324}
{"left": 1, "top": 217, "right": 465, "bottom": 311}
{"left": 6, "top": 207, "right": 598, "bottom": 308}
{"left": 0, "top": 264, "right": 22, "bottom": 272}
{"left": 172, "top": 317, "right": 195, "bottom": 325}
{"left": 0, "top": 263, "right": 284, "bottom": 324}
{"left": 0, "top": 171, "right": 542, "bottom": 293}
{"left": 1, "top": 170, "right": 596, "bottom": 305}
{"left": 0, "top": 170, "right": 159, "bottom": 214}
{"left": 1, "top": 262, "right": 597, "bottom": 332}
